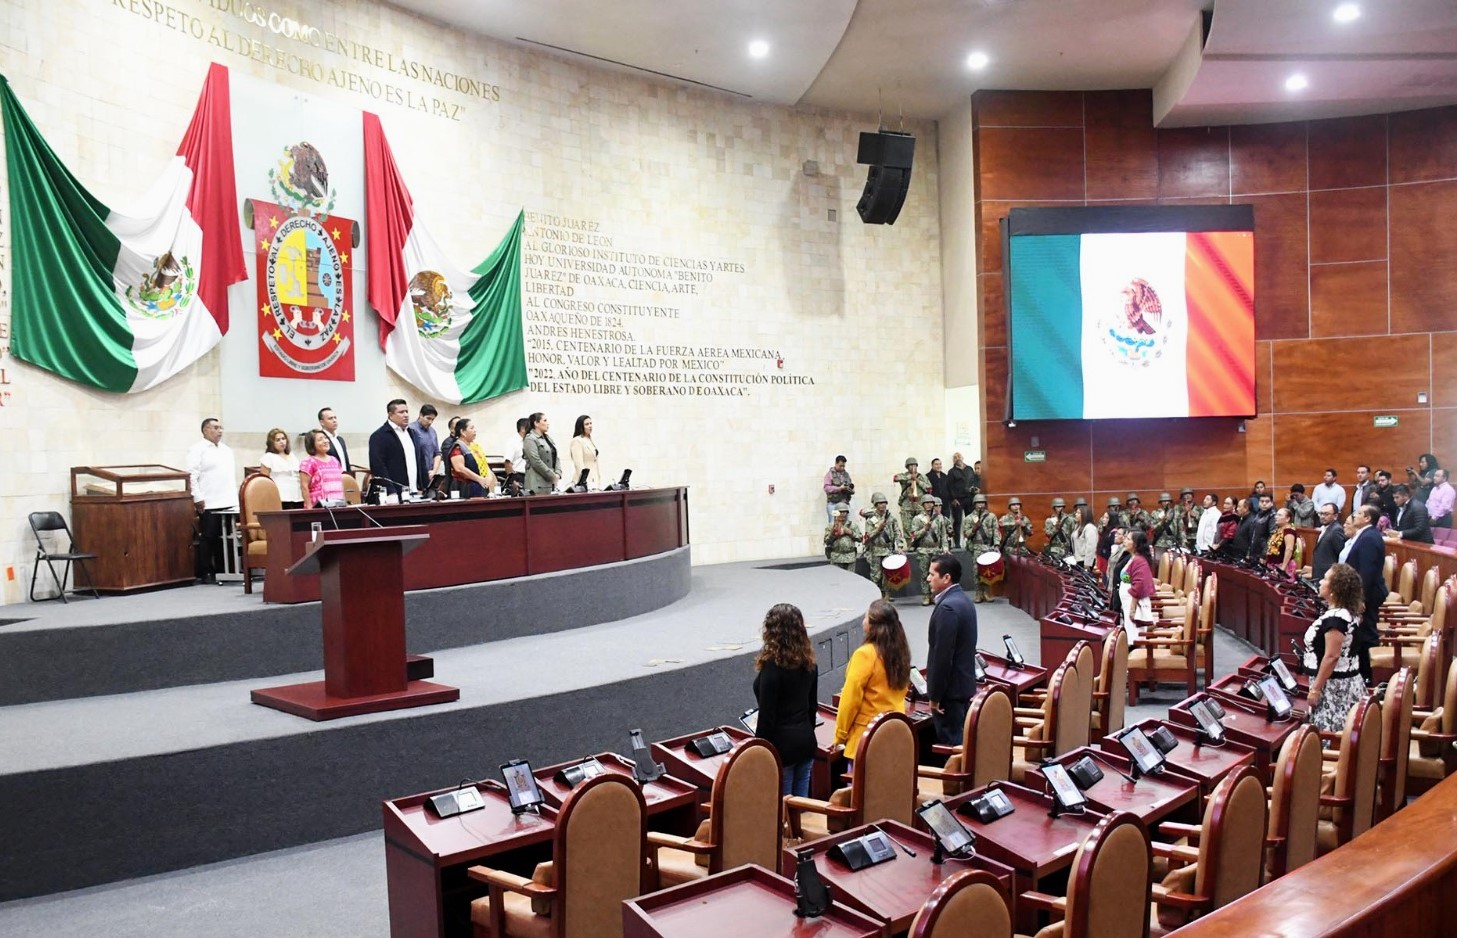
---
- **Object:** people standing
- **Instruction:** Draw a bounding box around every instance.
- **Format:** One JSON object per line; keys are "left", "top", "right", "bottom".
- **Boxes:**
{"left": 569, "top": 415, "right": 601, "bottom": 489}
{"left": 1246, "top": 491, "right": 1276, "bottom": 561}
{"left": 444, "top": 418, "right": 495, "bottom": 498}
{"left": 522, "top": 411, "right": 562, "bottom": 495}
{"left": 1304, "top": 564, "right": 1369, "bottom": 733}
{"left": 316, "top": 407, "right": 352, "bottom": 473}
{"left": 824, "top": 505, "right": 861, "bottom": 572}
{"left": 946, "top": 453, "right": 974, "bottom": 548}
{"left": 1123, "top": 493, "right": 1151, "bottom": 537}
{"left": 1427, "top": 468, "right": 1455, "bottom": 529}
{"left": 893, "top": 458, "right": 928, "bottom": 536}
{"left": 927, "top": 458, "right": 950, "bottom": 514}
{"left": 1311, "top": 469, "right": 1346, "bottom": 515}
{"left": 1072, "top": 504, "right": 1100, "bottom": 570}
{"left": 299, "top": 429, "right": 345, "bottom": 509}
{"left": 258, "top": 428, "right": 303, "bottom": 509}
{"left": 1150, "top": 493, "right": 1177, "bottom": 553}
{"left": 1345, "top": 505, "right": 1390, "bottom": 683}
{"left": 998, "top": 497, "right": 1033, "bottom": 557}
{"left": 1310, "top": 502, "right": 1347, "bottom": 584}
{"left": 964, "top": 493, "right": 998, "bottom": 602}
{"left": 753, "top": 603, "right": 820, "bottom": 796}
{"left": 367, "top": 399, "right": 426, "bottom": 500}
{"left": 823, "top": 455, "right": 854, "bottom": 523}
{"left": 1194, "top": 493, "right": 1220, "bottom": 552}
{"left": 833, "top": 599, "right": 911, "bottom": 761}
{"left": 1172, "top": 488, "right": 1202, "bottom": 551}
{"left": 910, "top": 493, "right": 948, "bottom": 605}
{"left": 1286, "top": 484, "right": 1317, "bottom": 529}
{"left": 924, "top": 553, "right": 978, "bottom": 746}
{"left": 409, "top": 404, "right": 442, "bottom": 482}
{"left": 1117, "top": 530, "right": 1156, "bottom": 645}
{"left": 1351, "top": 465, "right": 1373, "bottom": 511}
{"left": 1265, "top": 507, "right": 1299, "bottom": 575}
{"left": 1043, "top": 498, "right": 1077, "bottom": 563}
{"left": 187, "top": 417, "right": 238, "bottom": 584}
{"left": 861, "top": 492, "right": 906, "bottom": 600}
{"left": 503, "top": 417, "right": 530, "bottom": 490}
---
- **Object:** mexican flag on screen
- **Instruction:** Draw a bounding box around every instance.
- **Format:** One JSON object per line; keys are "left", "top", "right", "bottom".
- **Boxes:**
{"left": 1, "top": 64, "right": 245, "bottom": 393}
{"left": 364, "top": 112, "right": 526, "bottom": 404}
{"left": 1009, "top": 231, "right": 1254, "bottom": 420}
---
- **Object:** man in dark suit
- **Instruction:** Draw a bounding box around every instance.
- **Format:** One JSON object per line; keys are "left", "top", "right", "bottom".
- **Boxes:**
{"left": 924, "top": 552, "right": 979, "bottom": 747}
{"left": 1387, "top": 484, "right": 1434, "bottom": 544}
{"left": 1246, "top": 492, "right": 1275, "bottom": 561}
{"left": 367, "top": 398, "right": 427, "bottom": 500}
{"left": 1310, "top": 502, "right": 1346, "bottom": 584}
{"left": 1345, "top": 505, "right": 1390, "bottom": 683}
{"left": 1374, "top": 470, "right": 1398, "bottom": 523}
{"left": 318, "top": 407, "right": 352, "bottom": 471}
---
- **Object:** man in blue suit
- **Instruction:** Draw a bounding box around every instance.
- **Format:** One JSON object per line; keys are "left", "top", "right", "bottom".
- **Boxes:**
{"left": 1344, "top": 504, "right": 1390, "bottom": 683}
{"left": 925, "top": 553, "right": 979, "bottom": 746}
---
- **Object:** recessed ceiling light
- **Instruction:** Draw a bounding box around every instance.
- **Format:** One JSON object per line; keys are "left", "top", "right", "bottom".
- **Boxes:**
{"left": 1285, "top": 74, "right": 1309, "bottom": 92}
{"left": 965, "top": 51, "right": 990, "bottom": 71}
{"left": 748, "top": 39, "right": 769, "bottom": 59}
{"left": 1333, "top": 3, "right": 1360, "bottom": 24}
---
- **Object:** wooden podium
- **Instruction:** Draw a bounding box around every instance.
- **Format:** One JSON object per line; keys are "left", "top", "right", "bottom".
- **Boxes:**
{"left": 251, "top": 527, "right": 459, "bottom": 720}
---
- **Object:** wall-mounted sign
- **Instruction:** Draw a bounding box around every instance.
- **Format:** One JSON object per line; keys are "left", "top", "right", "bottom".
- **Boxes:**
{"left": 1374, "top": 415, "right": 1399, "bottom": 428}
{"left": 1024, "top": 450, "right": 1046, "bottom": 463}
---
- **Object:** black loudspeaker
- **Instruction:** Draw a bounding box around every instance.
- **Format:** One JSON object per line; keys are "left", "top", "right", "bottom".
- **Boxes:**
{"left": 856, "top": 130, "right": 915, "bottom": 225}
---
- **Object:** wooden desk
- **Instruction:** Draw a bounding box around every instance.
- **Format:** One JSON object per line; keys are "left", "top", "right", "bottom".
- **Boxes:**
{"left": 782, "top": 820, "right": 1013, "bottom": 934}
{"left": 1028, "top": 747, "right": 1199, "bottom": 827}
{"left": 978, "top": 653, "right": 1049, "bottom": 697}
{"left": 624, "top": 863, "right": 886, "bottom": 938}
{"left": 1201, "top": 560, "right": 1320, "bottom": 656}
{"left": 533, "top": 753, "right": 699, "bottom": 835}
{"left": 651, "top": 726, "right": 753, "bottom": 794}
{"left": 383, "top": 781, "right": 557, "bottom": 938}
{"left": 1039, "top": 615, "right": 1115, "bottom": 677}
{"left": 1122, "top": 720, "right": 1256, "bottom": 801}
{"left": 261, "top": 487, "right": 688, "bottom": 603}
{"left": 1168, "top": 690, "right": 1301, "bottom": 785}
{"left": 69, "top": 464, "right": 195, "bottom": 592}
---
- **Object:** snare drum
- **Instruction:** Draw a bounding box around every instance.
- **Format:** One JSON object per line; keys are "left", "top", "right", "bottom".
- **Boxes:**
{"left": 881, "top": 554, "right": 913, "bottom": 589}
{"left": 976, "top": 550, "right": 1006, "bottom": 584}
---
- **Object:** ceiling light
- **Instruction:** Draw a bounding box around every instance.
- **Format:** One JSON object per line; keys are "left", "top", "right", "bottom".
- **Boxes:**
{"left": 1333, "top": 3, "right": 1360, "bottom": 24}
{"left": 748, "top": 39, "right": 769, "bottom": 59}
{"left": 1285, "top": 74, "right": 1309, "bottom": 92}
{"left": 965, "top": 51, "right": 990, "bottom": 71}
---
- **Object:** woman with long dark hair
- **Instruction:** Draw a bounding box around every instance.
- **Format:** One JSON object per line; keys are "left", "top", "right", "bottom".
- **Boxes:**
{"left": 1265, "top": 507, "right": 1299, "bottom": 576}
{"left": 833, "top": 599, "right": 911, "bottom": 760}
{"left": 753, "top": 603, "right": 819, "bottom": 796}
{"left": 569, "top": 414, "right": 600, "bottom": 489}
{"left": 1304, "top": 563, "right": 1367, "bottom": 732}
{"left": 1118, "top": 529, "right": 1156, "bottom": 645}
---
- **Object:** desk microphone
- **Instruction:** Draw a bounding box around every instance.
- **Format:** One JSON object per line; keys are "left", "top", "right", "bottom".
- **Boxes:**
{"left": 321, "top": 501, "right": 341, "bottom": 530}
{"left": 369, "top": 474, "right": 411, "bottom": 503}
{"left": 1085, "top": 749, "right": 1139, "bottom": 786}
{"left": 872, "top": 824, "right": 917, "bottom": 858}
{"left": 350, "top": 505, "right": 385, "bottom": 529}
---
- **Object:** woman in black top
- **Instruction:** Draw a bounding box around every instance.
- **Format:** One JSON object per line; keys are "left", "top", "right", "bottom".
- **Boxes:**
{"left": 753, "top": 603, "right": 819, "bottom": 796}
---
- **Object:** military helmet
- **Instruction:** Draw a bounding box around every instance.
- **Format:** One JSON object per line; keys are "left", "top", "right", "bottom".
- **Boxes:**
{"left": 905, "top": 457, "right": 918, "bottom": 468}
{"left": 1127, "top": 492, "right": 1141, "bottom": 503}
{"left": 973, "top": 494, "right": 988, "bottom": 505}
{"left": 1074, "top": 497, "right": 1088, "bottom": 507}
{"left": 833, "top": 504, "right": 849, "bottom": 514}
{"left": 922, "top": 493, "right": 936, "bottom": 505}
{"left": 1008, "top": 497, "right": 1023, "bottom": 508}
{"left": 1107, "top": 497, "right": 1122, "bottom": 508}
{"left": 1180, "top": 487, "right": 1194, "bottom": 497}
{"left": 1051, "top": 497, "right": 1066, "bottom": 508}
{"left": 933, "top": 496, "right": 943, "bottom": 506}
{"left": 1159, "top": 492, "right": 1173, "bottom": 503}
{"left": 872, "top": 491, "right": 889, "bottom": 505}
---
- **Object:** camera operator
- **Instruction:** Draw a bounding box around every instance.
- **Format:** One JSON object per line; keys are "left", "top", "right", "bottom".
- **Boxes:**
{"left": 824, "top": 455, "right": 854, "bottom": 523}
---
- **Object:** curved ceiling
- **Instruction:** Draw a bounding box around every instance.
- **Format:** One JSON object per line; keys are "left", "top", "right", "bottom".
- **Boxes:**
{"left": 391, "top": 0, "right": 1457, "bottom": 126}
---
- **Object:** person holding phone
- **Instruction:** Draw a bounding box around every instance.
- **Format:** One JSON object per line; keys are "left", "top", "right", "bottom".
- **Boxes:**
{"left": 752, "top": 603, "right": 820, "bottom": 796}
{"left": 1303, "top": 563, "right": 1368, "bottom": 732}
{"left": 833, "top": 599, "right": 911, "bottom": 761}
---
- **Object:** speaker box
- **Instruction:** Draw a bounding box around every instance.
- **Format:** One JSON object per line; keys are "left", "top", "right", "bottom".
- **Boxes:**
{"left": 856, "top": 131, "right": 915, "bottom": 225}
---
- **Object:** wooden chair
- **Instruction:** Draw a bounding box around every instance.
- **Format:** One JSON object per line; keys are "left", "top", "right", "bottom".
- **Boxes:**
{"left": 1182, "top": 558, "right": 1200, "bottom": 598}
{"left": 1409, "top": 656, "right": 1457, "bottom": 796}
{"left": 1194, "top": 574, "right": 1217, "bottom": 687}
{"left": 1371, "top": 594, "right": 1444, "bottom": 677}
{"left": 1021, "top": 811, "right": 1153, "bottom": 938}
{"left": 1151, "top": 766, "right": 1268, "bottom": 929}
{"left": 1376, "top": 666, "right": 1415, "bottom": 821}
{"left": 340, "top": 473, "right": 363, "bottom": 505}
{"left": 1065, "top": 642, "right": 1095, "bottom": 748}
{"left": 1156, "top": 551, "right": 1172, "bottom": 587}
{"left": 650, "top": 738, "right": 781, "bottom": 887}
{"left": 238, "top": 474, "right": 281, "bottom": 595}
{"left": 1316, "top": 695, "right": 1382, "bottom": 855}
{"left": 1092, "top": 628, "right": 1130, "bottom": 741}
{"left": 1127, "top": 595, "right": 1199, "bottom": 704}
{"left": 1382, "top": 554, "right": 1397, "bottom": 592}
{"left": 468, "top": 773, "right": 648, "bottom": 938}
{"left": 907, "top": 869, "right": 1011, "bottom": 938}
{"left": 1418, "top": 565, "right": 1441, "bottom": 616}
{"left": 784, "top": 710, "right": 917, "bottom": 839}
{"left": 1011, "top": 662, "right": 1082, "bottom": 783}
{"left": 1264, "top": 725, "right": 1322, "bottom": 880}
{"left": 917, "top": 684, "right": 1014, "bottom": 797}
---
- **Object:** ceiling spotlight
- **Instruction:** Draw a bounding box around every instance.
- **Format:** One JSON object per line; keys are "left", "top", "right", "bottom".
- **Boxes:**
{"left": 748, "top": 39, "right": 769, "bottom": 58}
{"left": 1333, "top": 3, "right": 1360, "bottom": 24}
{"left": 1285, "top": 74, "right": 1309, "bottom": 92}
{"left": 965, "top": 51, "right": 990, "bottom": 71}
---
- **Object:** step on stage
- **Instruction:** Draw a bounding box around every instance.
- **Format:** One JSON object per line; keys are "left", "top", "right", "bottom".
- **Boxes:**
{"left": 0, "top": 551, "right": 873, "bottom": 900}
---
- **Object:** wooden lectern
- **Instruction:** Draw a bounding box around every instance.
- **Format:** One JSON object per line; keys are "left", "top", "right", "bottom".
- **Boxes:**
{"left": 251, "top": 526, "right": 459, "bottom": 720}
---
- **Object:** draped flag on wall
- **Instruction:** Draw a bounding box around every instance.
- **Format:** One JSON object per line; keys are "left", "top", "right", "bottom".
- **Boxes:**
{"left": 2, "top": 64, "right": 246, "bottom": 393}
{"left": 363, "top": 112, "right": 526, "bottom": 405}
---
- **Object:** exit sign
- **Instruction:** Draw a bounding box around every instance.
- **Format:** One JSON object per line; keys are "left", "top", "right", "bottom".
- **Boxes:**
{"left": 1374, "top": 415, "right": 1399, "bottom": 428}
{"left": 1024, "top": 450, "right": 1046, "bottom": 463}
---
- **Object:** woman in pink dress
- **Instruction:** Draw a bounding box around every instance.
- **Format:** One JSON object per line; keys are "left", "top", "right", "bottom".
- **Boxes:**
{"left": 298, "top": 430, "right": 344, "bottom": 508}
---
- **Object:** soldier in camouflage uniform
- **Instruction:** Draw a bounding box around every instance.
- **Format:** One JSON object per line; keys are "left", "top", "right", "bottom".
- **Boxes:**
{"left": 862, "top": 491, "right": 906, "bottom": 599}
{"left": 824, "top": 504, "right": 862, "bottom": 572}
{"left": 910, "top": 493, "right": 950, "bottom": 605}
{"left": 1171, "top": 487, "right": 1202, "bottom": 551}
{"left": 1043, "top": 497, "right": 1078, "bottom": 563}
{"left": 1150, "top": 492, "right": 1179, "bottom": 553}
{"left": 965, "top": 493, "right": 999, "bottom": 602}
{"left": 1124, "top": 493, "right": 1152, "bottom": 537}
{"left": 999, "top": 497, "right": 1034, "bottom": 557}
{"left": 893, "top": 458, "right": 929, "bottom": 539}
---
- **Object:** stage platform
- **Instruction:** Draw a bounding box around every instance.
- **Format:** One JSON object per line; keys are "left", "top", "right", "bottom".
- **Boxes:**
{"left": 0, "top": 557, "right": 875, "bottom": 901}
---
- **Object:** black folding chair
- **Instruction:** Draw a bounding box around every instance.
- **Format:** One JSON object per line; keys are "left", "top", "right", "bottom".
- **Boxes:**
{"left": 29, "top": 511, "right": 100, "bottom": 603}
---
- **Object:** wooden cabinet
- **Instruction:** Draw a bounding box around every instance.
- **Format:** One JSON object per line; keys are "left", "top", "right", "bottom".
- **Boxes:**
{"left": 70, "top": 465, "right": 195, "bottom": 592}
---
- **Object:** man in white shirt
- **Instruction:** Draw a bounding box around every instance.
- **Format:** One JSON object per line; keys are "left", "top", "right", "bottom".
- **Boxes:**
{"left": 1311, "top": 467, "right": 1346, "bottom": 514}
{"left": 186, "top": 417, "right": 238, "bottom": 584}
{"left": 1351, "top": 464, "right": 1373, "bottom": 513}
{"left": 503, "top": 417, "right": 530, "bottom": 491}
{"left": 317, "top": 407, "right": 352, "bottom": 471}
{"left": 367, "top": 399, "right": 425, "bottom": 500}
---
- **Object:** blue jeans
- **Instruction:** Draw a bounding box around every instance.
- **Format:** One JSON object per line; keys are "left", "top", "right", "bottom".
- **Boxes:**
{"left": 781, "top": 759, "right": 813, "bottom": 797}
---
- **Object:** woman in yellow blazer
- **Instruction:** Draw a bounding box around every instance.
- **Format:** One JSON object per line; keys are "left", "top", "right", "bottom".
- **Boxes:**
{"left": 834, "top": 598, "right": 912, "bottom": 759}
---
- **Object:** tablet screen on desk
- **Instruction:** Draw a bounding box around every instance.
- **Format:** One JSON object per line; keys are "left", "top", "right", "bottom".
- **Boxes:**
{"left": 909, "top": 668, "right": 929, "bottom": 697}
{"left": 739, "top": 708, "right": 759, "bottom": 733}
{"left": 1188, "top": 700, "right": 1225, "bottom": 742}
{"left": 1259, "top": 676, "right": 1293, "bottom": 719}
{"left": 1120, "top": 727, "right": 1165, "bottom": 775}
{"left": 918, "top": 799, "right": 975, "bottom": 855}
{"left": 501, "top": 760, "right": 545, "bottom": 811}
{"left": 1270, "top": 658, "right": 1298, "bottom": 693}
{"left": 1043, "top": 762, "right": 1087, "bottom": 809}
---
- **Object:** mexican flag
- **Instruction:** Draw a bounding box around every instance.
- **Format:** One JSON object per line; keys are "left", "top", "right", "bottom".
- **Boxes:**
{"left": 2, "top": 64, "right": 245, "bottom": 393}
{"left": 1009, "top": 230, "right": 1254, "bottom": 420}
{"left": 364, "top": 112, "right": 526, "bottom": 405}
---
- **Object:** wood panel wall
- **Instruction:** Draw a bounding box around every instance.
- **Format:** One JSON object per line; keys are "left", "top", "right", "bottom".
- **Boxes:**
{"left": 973, "top": 90, "right": 1457, "bottom": 539}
